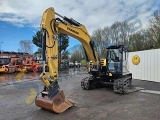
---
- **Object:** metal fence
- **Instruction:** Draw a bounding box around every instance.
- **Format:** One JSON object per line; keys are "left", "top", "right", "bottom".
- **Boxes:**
{"left": 128, "top": 49, "right": 160, "bottom": 82}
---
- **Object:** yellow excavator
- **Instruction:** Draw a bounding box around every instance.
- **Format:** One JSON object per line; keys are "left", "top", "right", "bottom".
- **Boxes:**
{"left": 35, "top": 7, "right": 132, "bottom": 113}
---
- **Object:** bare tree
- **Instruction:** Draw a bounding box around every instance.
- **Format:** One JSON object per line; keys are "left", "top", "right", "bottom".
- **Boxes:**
{"left": 148, "top": 11, "right": 160, "bottom": 48}
{"left": 19, "top": 40, "right": 33, "bottom": 54}
{"left": 90, "top": 11, "right": 160, "bottom": 53}
{"left": 91, "top": 21, "right": 130, "bottom": 57}
{"left": 109, "top": 21, "right": 130, "bottom": 45}
{"left": 91, "top": 28, "right": 105, "bottom": 58}
{"left": 70, "top": 45, "right": 84, "bottom": 62}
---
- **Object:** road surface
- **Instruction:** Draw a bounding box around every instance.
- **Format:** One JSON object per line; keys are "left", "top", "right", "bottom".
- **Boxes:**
{"left": 0, "top": 67, "right": 160, "bottom": 120}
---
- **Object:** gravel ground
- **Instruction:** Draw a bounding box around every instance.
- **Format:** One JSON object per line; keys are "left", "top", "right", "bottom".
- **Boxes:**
{"left": 0, "top": 68, "right": 160, "bottom": 120}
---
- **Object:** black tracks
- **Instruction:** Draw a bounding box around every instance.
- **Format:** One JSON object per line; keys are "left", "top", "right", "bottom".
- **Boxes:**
{"left": 81, "top": 76, "right": 132, "bottom": 94}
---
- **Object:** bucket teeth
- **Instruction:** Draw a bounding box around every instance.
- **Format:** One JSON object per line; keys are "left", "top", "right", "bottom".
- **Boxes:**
{"left": 35, "top": 90, "right": 74, "bottom": 113}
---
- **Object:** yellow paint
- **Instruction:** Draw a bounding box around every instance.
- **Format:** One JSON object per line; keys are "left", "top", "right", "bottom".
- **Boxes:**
{"left": 132, "top": 55, "right": 140, "bottom": 65}
{"left": 15, "top": 69, "right": 27, "bottom": 82}
{"left": 100, "top": 59, "right": 106, "bottom": 66}
{"left": 0, "top": 67, "right": 5, "bottom": 73}
{"left": 15, "top": 70, "right": 36, "bottom": 105}
{"left": 40, "top": 73, "right": 51, "bottom": 87}
{"left": 25, "top": 89, "right": 37, "bottom": 104}
{"left": 109, "top": 73, "right": 112, "bottom": 76}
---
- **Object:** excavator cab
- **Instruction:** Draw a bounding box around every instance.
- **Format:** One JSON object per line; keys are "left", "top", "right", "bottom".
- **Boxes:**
{"left": 106, "top": 45, "right": 129, "bottom": 77}
{"left": 81, "top": 45, "right": 132, "bottom": 93}
{"left": 106, "top": 45, "right": 132, "bottom": 93}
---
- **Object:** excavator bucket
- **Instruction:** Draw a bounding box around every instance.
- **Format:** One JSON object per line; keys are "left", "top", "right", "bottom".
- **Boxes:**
{"left": 35, "top": 90, "right": 74, "bottom": 113}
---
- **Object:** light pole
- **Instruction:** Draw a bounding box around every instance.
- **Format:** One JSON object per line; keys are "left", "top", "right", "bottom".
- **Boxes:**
{"left": 0, "top": 42, "right": 3, "bottom": 51}
{"left": 0, "top": 42, "right": 3, "bottom": 58}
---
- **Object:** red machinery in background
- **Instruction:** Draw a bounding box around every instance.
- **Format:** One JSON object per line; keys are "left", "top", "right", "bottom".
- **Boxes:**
{"left": 0, "top": 57, "right": 42, "bottom": 73}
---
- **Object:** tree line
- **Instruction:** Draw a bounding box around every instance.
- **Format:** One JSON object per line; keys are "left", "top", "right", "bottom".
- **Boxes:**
{"left": 30, "top": 11, "right": 160, "bottom": 63}
{"left": 91, "top": 11, "right": 160, "bottom": 58}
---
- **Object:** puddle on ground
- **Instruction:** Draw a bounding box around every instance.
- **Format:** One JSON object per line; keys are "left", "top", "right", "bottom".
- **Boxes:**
{"left": 0, "top": 67, "right": 87, "bottom": 84}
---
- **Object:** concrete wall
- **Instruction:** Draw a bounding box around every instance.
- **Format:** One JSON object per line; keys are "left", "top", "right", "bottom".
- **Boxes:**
{"left": 128, "top": 49, "right": 160, "bottom": 82}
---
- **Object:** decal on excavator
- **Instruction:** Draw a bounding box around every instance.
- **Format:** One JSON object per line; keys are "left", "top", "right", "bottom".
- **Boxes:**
{"left": 67, "top": 27, "right": 79, "bottom": 35}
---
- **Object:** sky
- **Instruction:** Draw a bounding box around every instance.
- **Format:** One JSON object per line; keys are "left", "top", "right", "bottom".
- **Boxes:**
{"left": 0, "top": 0, "right": 159, "bottom": 53}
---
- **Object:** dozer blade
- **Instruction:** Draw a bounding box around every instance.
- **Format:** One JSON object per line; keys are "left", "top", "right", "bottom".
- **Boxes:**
{"left": 35, "top": 90, "right": 74, "bottom": 113}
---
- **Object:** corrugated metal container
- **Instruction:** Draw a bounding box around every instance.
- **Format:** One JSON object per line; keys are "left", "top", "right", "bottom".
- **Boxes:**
{"left": 128, "top": 49, "right": 160, "bottom": 82}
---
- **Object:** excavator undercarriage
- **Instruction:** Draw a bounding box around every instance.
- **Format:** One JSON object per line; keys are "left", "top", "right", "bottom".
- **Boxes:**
{"left": 81, "top": 74, "right": 132, "bottom": 94}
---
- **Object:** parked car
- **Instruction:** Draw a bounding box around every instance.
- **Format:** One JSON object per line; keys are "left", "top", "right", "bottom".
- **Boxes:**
{"left": 69, "top": 62, "right": 74, "bottom": 67}
{"left": 74, "top": 61, "right": 81, "bottom": 67}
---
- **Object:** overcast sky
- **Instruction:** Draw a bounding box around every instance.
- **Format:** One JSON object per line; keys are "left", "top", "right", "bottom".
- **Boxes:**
{"left": 0, "top": 0, "right": 159, "bottom": 52}
{"left": 1, "top": 0, "right": 159, "bottom": 33}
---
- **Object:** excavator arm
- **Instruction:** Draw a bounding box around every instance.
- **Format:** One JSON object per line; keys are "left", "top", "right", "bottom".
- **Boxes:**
{"left": 40, "top": 7, "right": 99, "bottom": 86}
{"left": 35, "top": 7, "right": 99, "bottom": 113}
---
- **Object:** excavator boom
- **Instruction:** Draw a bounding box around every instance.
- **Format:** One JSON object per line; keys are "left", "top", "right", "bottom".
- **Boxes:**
{"left": 35, "top": 7, "right": 99, "bottom": 113}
